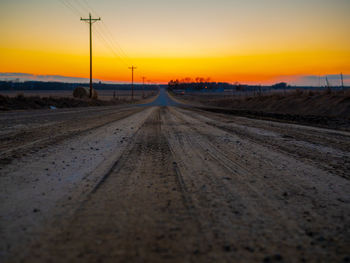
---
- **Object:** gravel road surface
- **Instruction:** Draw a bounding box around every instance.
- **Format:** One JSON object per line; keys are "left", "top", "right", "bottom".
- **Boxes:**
{"left": 1, "top": 89, "right": 349, "bottom": 262}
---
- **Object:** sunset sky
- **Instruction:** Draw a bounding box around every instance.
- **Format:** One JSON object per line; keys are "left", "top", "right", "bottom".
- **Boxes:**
{"left": 0, "top": 0, "right": 349, "bottom": 85}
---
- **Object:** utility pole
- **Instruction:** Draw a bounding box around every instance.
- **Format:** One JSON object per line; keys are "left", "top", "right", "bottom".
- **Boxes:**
{"left": 325, "top": 76, "right": 331, "bottom": 92}
{"left": 341, "top": 72, "right": 344, "bottom": 90}
{"left": 231, "top": 83, "right": 234, "bottom": 98}
{"left": 81, "top": 13, "right": 101, "bottom": 98}
{"left": 318, "top": 75, "right": 321, "bottom": 89}
{"left": 128, "top": 66, "right": 137, "bottom": 101}
{"left": 142, "top": 76, "right": 146, "bottom": 98}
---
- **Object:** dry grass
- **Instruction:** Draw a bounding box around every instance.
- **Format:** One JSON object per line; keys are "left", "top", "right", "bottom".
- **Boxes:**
{"left": 0, "top": 94, "right": 129, "bottom": 111}
{"left": 177, "top": 89, "right": 350, "bottom": 118}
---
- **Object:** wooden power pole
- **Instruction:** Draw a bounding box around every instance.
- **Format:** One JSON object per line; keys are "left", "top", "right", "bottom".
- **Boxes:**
{"left": 81, "top": 13, "right": 101, "bottom": 98}
{"left": 142, "top": 76, "right": 146, "bottom": 98}
{"left": 128, "top": 66, "right": 137, "bottom": 101}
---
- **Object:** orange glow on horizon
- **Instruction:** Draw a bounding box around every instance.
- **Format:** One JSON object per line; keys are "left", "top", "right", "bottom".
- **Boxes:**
{"left": 1, "top": 45, "right": 349, "bottom": 85}
{"left": 1, "top": 0, "right": 349, "bottom": 85}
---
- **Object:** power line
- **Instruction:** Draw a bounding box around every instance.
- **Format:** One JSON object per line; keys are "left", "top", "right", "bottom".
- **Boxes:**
{"left": 58, "top": 0, "right": 83, "bottom": 17}
{"left": 59, "top": 0, "right": 131, "bottom": 64}
{"left": 59, "top": 0, "right": 134, "bottom": 82}
{"left": 96, "top": 23, "right": 131, "bottom": 62}
{"left": 78, "top": 0, "right": 132, "bottom": 63}
{"left": 73, "top": 0, "right": 90, "bottom": 14}
{"left": 100, "top": 21, "right": 131, "bottom": 60}
{"left": 94, "top": 29, "right": 129, "bottom": 66}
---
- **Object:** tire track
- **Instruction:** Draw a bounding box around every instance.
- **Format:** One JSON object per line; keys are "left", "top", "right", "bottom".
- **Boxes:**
{"left": 178, "top": 107, "right": 350, "bottom": 179}
{"left": 165, "top": 106, "right": 350, "bottom": 262}
{"left": 0, "top": 107, "right": 156, "bottom": 262}
{"left": 0, "top": 107, "right": 144, "bottom": 166}
{"left": 3, "top": 105, "right": 349, "bottom": 263}
{"left": 22, "top": 107, "right": 212, "bottom": 263}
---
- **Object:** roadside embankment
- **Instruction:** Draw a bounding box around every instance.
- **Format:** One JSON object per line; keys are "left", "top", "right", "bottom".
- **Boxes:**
{"left": 0, "top": 93, "right": 157, "bottom": 111}
{"left": 171, "top": 90, "right": 350, "bottom": 130}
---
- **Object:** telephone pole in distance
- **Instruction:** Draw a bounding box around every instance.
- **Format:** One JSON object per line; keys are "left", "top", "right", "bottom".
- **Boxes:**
{"left": 142, "top": 76, "right": 146, "bottom": 98}
{"left": 81, "top": 13, "right": 101, "bottom": 98}
{"left": 128, "top": 66, "right": 137, "bottom": 101}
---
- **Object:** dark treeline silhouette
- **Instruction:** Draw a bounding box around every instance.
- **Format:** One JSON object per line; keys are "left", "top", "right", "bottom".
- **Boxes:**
{"left": 168, "top": 78, "right": 347, "bottom": 95}
{"left": 168, "top": 78, "right": 290, "bottom": 93}
{"left": 168, "top": 78, "right": 231, "bottom": 91}
{"left": 0, "top": 81, "right": 162, "bottom": 91}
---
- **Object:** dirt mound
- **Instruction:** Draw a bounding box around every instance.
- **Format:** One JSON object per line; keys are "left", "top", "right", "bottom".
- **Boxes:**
{"left": 178, "top": 90, "right": 350, "bottom": 118}
{"left": 173, "top": 89, "right": 350, "bottom": 130}
{"left": 221, "top": 90, "right": 350, "bottom": 118}
{"left": 73, "top": 87, "right": 98, "bottom": 99}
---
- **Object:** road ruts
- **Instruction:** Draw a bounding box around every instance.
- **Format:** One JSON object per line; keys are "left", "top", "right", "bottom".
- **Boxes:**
{"left": 0, "top": 106, "right": 144, "bottom": 165}
{"left": 22, "top": 108, "right": 213, "bottom": 263}
{"left": 2, "top": 105, "right": 349, "bottom": 263}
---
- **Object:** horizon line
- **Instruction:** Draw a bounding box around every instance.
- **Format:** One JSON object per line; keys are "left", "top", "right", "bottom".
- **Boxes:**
{"left": 0, "top": 72, "right": 349, "bottom": 87}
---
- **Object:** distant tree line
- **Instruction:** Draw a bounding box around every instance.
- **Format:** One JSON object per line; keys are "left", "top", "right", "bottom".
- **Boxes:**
{"left": 168, "top": 78, "right": 292, "bottom": 94}
{"left": 0, "top": 81, "right": 161, "bottom": 91}
{"left": 168, "top": 78, "right": 232, "bottom": 91}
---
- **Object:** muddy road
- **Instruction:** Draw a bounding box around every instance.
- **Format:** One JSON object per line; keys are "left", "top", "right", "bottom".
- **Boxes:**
{"left": 1, "top": 90, "right": 349, "bottom": 262}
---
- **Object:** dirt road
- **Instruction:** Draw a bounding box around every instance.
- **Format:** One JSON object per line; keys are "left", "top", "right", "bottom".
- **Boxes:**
{"left": 1, "top": 91, "right": 349, "bottom": 262}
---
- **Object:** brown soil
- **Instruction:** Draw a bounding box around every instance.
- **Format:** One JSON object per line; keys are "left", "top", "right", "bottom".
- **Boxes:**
{"left": 0, "top": 92, "right": 157, "bottom": 111}
{"left": 171, "top": 90, "right": 350, "bottom": 131}
{"left": 1, "top": 105, "right": 349, "bottom": 262}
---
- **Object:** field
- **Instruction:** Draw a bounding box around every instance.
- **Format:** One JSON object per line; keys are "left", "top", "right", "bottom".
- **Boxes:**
{"left": 171, "top": 89, "right": 350, "bottom": 130}
{"left": 0, "top": 90, "right": 158, "bottom": 111}
{"left": 0, "top": 89, "right": 349, "bottom": 262}
{"left": 0, "top": 89, "right": 157, "bottom": 101}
